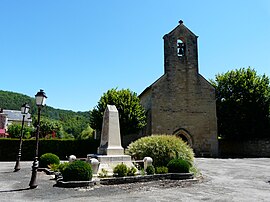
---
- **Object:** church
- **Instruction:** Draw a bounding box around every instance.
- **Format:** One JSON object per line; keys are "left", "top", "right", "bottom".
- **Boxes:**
{"left": 139, "top": 21, "right": 218, "bottom": 156}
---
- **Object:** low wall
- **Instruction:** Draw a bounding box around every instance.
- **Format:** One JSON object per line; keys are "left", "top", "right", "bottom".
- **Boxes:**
{"left": 219, "top": 139, "right": 270, "bottom": 157}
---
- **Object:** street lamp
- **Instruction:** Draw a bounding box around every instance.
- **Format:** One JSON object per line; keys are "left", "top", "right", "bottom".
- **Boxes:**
{"left": 14, "top": 103, "right": 30, "bottom": 172}
{"left": 29, "top": 89, "right": 47, "bottom": 189}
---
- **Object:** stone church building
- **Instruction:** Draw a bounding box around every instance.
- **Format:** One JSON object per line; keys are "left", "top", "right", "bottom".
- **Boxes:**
{"left": 139, "top": 21, "right": 218, "bottom": 156}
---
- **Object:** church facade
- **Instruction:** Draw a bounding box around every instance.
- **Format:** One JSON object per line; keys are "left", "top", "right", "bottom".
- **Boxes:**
{"left": 139, "top": 21, "right": 218, "bottom": 156}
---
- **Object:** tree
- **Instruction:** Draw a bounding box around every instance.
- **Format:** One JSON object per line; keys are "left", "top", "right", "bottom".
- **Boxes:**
{"left": 210, "top": 67, "right": 270, "bottom": 139}
{"left": 90, "top": 88, "right": 146, "bottom": 137}
{"left": 0, "top": 90, "right": 91, "bottom": 138}
{"left": 77, "top": 125, "right": 94, "bottom": 140}
{"left": 60, "top": 115, "right": 89, "bottom": 139}
{"left": 7, "top": 124, "right": 34, "bottom": 139}
{"left": 32, "top": 117, "right": 62, "bottom": 138}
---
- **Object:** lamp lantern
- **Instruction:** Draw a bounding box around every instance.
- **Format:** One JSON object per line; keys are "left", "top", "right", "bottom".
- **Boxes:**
{"left": 35, "top": 89, "right": 47, "bottom": 106}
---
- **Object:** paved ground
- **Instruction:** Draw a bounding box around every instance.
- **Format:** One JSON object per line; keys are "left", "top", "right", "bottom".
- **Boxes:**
{"left": 0, "top": 158, "right": 269, "bottom": 201}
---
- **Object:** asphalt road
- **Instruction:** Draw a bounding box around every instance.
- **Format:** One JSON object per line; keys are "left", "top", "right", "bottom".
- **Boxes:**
{"left": 0, "top": 158, "right": 269, "bottom": 201}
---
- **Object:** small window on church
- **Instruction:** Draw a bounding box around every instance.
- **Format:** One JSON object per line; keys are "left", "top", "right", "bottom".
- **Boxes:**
{"left": 177, "top": 39, "right": 185, "bottom": 57}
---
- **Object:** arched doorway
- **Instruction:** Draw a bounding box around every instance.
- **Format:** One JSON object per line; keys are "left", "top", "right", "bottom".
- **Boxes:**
{"left": 173, "top": 128, "right": 193, "bottom": 147}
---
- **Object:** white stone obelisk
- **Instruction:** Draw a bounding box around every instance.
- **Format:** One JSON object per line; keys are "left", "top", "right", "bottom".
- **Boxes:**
{"left": 87, "top": 105, "right": 135, "bottom": 176}
{"left": 97, "top": 105, "right": 124, "bottom": 155}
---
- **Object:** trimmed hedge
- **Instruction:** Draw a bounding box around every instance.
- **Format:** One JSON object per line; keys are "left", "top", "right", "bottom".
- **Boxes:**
{"left": 62, "top": 160, "right": 93, "bottom": 181}
{"left": 167, "top": 158, "right": 190, "bottom": 173}
{"left": 39, "top": 153, "right": 60, "bottom": 168}
{"left": 0, "top": 139, "right": 99, "bottom": 161}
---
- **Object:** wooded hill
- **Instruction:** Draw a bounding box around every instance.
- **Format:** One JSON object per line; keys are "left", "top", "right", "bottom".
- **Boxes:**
{"left": 0, "top": 90, "right": 91, "bottom": 138}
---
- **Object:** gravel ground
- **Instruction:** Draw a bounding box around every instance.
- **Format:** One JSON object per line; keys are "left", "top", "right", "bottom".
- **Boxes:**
{"left": 0, "top": 158, "right": 270, "bottom": 201}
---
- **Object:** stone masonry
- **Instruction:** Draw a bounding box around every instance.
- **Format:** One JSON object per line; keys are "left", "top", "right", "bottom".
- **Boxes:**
{"left": 139, "top": 21, "right": 218, "bottom": 156}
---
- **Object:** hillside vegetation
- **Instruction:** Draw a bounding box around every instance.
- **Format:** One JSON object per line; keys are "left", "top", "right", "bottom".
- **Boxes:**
{"left": 0, "top": 90, "right": 92, "bottom": 139}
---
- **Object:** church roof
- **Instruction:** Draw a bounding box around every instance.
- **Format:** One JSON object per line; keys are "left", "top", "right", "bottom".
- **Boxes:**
{"left": 163, "top": 20, "right": 198, "bottom": 39}
{"left": 139, "top": 74, "right": 165, "bottom": 98}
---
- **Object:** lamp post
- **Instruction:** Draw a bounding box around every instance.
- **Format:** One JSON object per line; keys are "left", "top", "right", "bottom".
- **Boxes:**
{"left": 14, "top": 103, "right": 30, "bottom": 172}
{"left": 29, "top": 89, "right": 47, "bottom": 189}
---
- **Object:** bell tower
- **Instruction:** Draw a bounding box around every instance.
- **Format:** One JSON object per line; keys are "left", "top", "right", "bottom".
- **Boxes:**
{"left": 163, "top": 20, "right": 199, "bottom": 77}
{"left": 139, "top": 20, "right": 219, "bottom": 157}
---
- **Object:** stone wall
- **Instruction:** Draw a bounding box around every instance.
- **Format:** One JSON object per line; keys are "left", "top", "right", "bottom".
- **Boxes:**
{"left": 219, "top": 139, "right": 270, "bottom": 157}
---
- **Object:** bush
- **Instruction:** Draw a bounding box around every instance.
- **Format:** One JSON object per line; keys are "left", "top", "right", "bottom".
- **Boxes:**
{"left": 62, "top": 160, "right": 92, "bottom": 181}
{"left": 113, "top": 163, "right": 128, "bottom": 177}
{"left": 146, "top": 165, "right": 155, "bottom": 175}
{"left": 127, "top": 166, "right": 137, "bottom": 176}
{"left": 126, "top": 135, "right": 194, "bottom": 167}
{"left": 39, "top": 153, "right": 60, "bottom": 168}
{"left": 98, "top": 168, "right": 109, "bottom": 178}
{"left": 155, "top": 166, "right": 168, "bottom": 174}
{"left": 48, "top": 162, "right": 69, "bottom": 173}
{"left": 167, "top": 158, "right": 190, "bottom": 173}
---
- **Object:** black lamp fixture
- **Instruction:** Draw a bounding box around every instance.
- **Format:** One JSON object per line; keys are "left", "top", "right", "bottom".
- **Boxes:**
{"left": 14, "top": 103, "right": 30, "bottom": 172}
{"left": 29, "top": 89, "right": 47, "bottom": 189}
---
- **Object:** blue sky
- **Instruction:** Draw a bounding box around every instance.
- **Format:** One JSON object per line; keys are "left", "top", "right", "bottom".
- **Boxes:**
{"left": 1, "top": 1, "right": 270, "bottom": 112}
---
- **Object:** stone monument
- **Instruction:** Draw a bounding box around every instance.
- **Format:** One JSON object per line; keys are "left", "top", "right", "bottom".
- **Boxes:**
{"left": 87, "top": 105, "right": 134, "bottom": 175}
{"left": 98, "top": 105, "right": 124, "bottom": 155}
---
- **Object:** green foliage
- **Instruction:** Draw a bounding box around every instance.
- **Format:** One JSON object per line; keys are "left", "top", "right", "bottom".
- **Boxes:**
{"left": 127, "top": 166, "right": 137, "bottom": 176}
{"left": 98, "top": 168, "right": 109, "bottom": 178}
{"left": 126, "top": 135, "right": 194, "bottom": 167}
{"left": 0, "top": 90, "right": 34, "bottom": 111}
{"left": 58, "top": 162, "right": 70, "bottom": 173}
{"left": 155, "top": 166, "right": 168, "bottom": 174}
{"left": 210, "top": 67, "right": 270, "bottom": 139}
{"left": 90, "top": 88, "right": 146, "bottom": 136}
{"left": 0, "top": 90, "right": 91, "bottom": 139}
{"left": 33, "top": 117, "right": 62, "bottom": 138}
{"left": 62, "top": 160, "right": 92, "bottom": 181}
{"left": 48, "top": 163, "right": 59, "bottom": 172}
{"left": 0, "top": 139, "right": 99, "bottom": 161}
{"left": 189, "top": 166, "right": 201, "bottom": 177}
{"left": 146, "top": 165, "right": 155, "bottom": 175}
{"left": 113, "top": 163, "right": 128, "bottom": 177}
{"left": 60, "top": 114, "right": 89, "bottom": 139}
{"left": 7, "top": 124, "right": 21, "bottom": 138}
{"left": 39, "top": 153, "right": 60, "bottom": 168}
{"left": 167, "top": 158, "right": 190, "bottom": 173}
{"left": 77, "top": 125, "right": 94, "bottom": 140}
{"left": 48, "top": 162, "right": 69, "bottom": 173}
{"left": 7, "top": 124, "right": 34, "bottom": 139}
{"left": 140, "top": 169, "right": 145, "bottom": 176}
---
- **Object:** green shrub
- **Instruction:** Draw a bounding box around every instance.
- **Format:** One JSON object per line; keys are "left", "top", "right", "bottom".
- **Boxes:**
{"left": 62, "top": 160, "right": 92, "bottom": 181}
{"left": 146, "top": 165, "right": 155, "bottom": 175}
{"left": 49, "top": 162, "right": 69, "bottom": 172}
{"left": 167, "top": 158, "right": 190, "bottom": 173}
{"left": 113, "top": 163, "right": 128, "bottom": 177}
{"left": 39, "top": 153, "right": 60, "bottom": 168}
{"left": 58, "top": 162, "right": 70, "bottom": 173}
{"left": 155, "top": 166, "right": 168, "bottom": 174}
{"left": 98, "top": 168, "right": 109, "bottom": 178}
{"left": 127, "top": 166, "right": 137, "bottom": 176}
{"left": 126, "top": 135, "right": 194, "bottom": 167}
{"left": 48, "top": 163, "right": 59, "bottom": 172}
